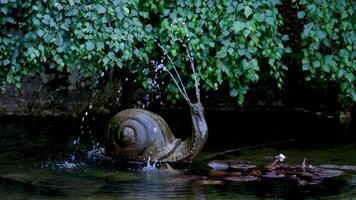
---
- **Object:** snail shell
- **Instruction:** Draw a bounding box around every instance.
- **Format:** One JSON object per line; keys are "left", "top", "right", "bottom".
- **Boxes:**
{"left": 105, "top": 109, "right": 181, "bottom": 161}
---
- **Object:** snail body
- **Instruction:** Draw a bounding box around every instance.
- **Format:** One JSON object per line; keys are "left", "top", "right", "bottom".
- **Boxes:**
{"left": 105, "top": 41, "right": 208, "bottom": 163}
{"left": 105, "top": 102, "right": 208, "bottom": 163}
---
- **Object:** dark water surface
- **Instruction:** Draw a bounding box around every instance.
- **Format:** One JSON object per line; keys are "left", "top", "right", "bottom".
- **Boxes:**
{"left": 0, "top": 116, "right": 355, "bottom": 200}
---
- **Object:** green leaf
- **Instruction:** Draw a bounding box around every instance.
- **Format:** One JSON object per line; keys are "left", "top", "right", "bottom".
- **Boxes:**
{"left": 36, "top": 29, "right": 44, "bottom": 37}
{"left": 244, "top": 6, "right": 252, "bottom": 18}
{"left": 256, "top": 13, "right": 265, "bottom": 22}
{"left": 103, "top": 57, "right": 110, "bottom": 65}
{"left": 145, "top": 24, "right": 153, "bottom": 32}
{"left": 345, "top": 73, "right": 354, "bottom": 83}
{"left": 66, "top": 9, "right": 78, "bottom": 17}
{"left": 230, "top": 89, "right": 238, "bottom": 97}
{"left": 281, "top": 35, "right": 289, "bottom": 41}
{"left": 265, "top": 17, "right": 274, "bottom": 25}
{"left": 96, "top": 5, "right": 106, "bottom": 14}
{"left": 42, "top": 15, "right": 51, "bottom": 25}
{"left": 339, "top": 49, "right": 350, "bottom": 58}
{"left": 302, "top": 63, "right": 310, "bottom": 71}
{"left": 312, "top": 60, "right": 321, "bottom": 68}
{"left": 232, "top": 21, "right": 245, "bottom": 32}
{"left": 86, "top": 41, "right": 95, "bottom": 51}
{"left": 297, "top": 11, "right": 305, "bottom": 19}
{"left": 60, "top": 24, "right": 69, "bottom": 31}
{"left": 96, "top": 42, "right": 104, "bottom": 49}
{"left": 3, "top": 59, "right": 10, "bottom": 65}
{"left": 122, "top": 6, "right": 129, "bottom": 14}
{"left": 302, "top": 57, "right": 310, "bottom": 64}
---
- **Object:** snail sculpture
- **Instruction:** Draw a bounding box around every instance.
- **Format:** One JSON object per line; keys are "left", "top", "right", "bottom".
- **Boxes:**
{"left": 105, "top": 43, "right": 207, "bottom": 163}
{"left": 105, "top": 101, "right": 207, "bottom": 163}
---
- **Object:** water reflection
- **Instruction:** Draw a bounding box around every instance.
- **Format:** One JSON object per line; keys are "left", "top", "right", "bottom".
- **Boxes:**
{"left": 0, "top": 118, "right": 355, "bottom": 199}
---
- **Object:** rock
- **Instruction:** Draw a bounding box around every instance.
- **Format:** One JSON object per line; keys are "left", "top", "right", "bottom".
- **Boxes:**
{"left": 209, "top": 169, "right": 227, "bottom": 177}
{"left": 262, "top": 171, "right": 286, "bottom": 179}
{"left": 228, "top": 172, "right": 242, "bottom": 177}
{"left": 174, "top": 175, "right": 208, "bottom": 183}
{"left": 249, "top": 169, "right": 262, "bottom": 177}
{"left": 207, "top": 160, "right": 229, "bottom": 171}
{"left": 196, "top": 180, "right": 225, "bottom": 185}
{"left": 224, "top": 175, "right": 258, "bottom": 182}
{"left": 0, "top": 74, "right": 123, "bottom": 117}
{"left": 319, "top": 164, "right": 356, "bottom": 172}
{"left": 230, "top": 163, "right": 257, "bottom": 172}
{"left": 310, "top": 168, "right": 343, "bottom": 180}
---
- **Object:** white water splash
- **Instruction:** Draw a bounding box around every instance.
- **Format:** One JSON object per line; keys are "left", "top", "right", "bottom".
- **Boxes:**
{"left": 86, "top": 145, "right": 110, "bottom": 161}
{"left": 42, "top": 154, "right": 84, "bottom": 170}
{"left": 141, "top": 156, "right": 158, "bottom": 172}
{"left": 55, "top": 161, "right": 79, "bottom": 169}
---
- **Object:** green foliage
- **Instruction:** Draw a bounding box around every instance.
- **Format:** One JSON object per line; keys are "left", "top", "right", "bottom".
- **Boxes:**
{"left": 154, "top": 0, "right": 287, "bottom": 104}
{"left": 0, "top": 0, "right": 152, "bottom": 90}
{"left": 0, "top": 0, "right": 355, "bottom": 107}
{"left": 293, "top": 0, "right": 356, "bottom": 106}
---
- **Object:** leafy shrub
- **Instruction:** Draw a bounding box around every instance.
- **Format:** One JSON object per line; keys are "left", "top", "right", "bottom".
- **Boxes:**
{"left": 0, "top": 0, "right": 355, "bottom": 107}
{"left": 293, "top": 0, "right": 356, "bottom": 107}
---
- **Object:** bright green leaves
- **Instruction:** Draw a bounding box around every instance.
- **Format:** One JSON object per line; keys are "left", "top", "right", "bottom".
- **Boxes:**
{"left": 244, "top": 6, "right": 253, "bottom": 18}
{"left": 0, "top": 0, "right": 148, "bottom": 90}
{"left": 36, "top": 29, "right": 44, "bottom": 37}
{"left": 281, "top": 35, "right": 289, "bottom": 41}
{"left": 297, "top": 0, "right": 356, "bottom": 107}
{"left": 297, "top": 11, "right": 305, "bottom": 19}
{"left": 96, "top": 5, "right": 106, "bottom": 14}
{"left": 1, "top": 0, "right": 354, "bottom": 107}
{"left": 232, "top": 21, "right": 245, "bottom": 33}
{"left": 85, "top": 41, "right": 95, "bottom": 51}
{"left": 156, "top": 0, "right": 285, "bottom": 105}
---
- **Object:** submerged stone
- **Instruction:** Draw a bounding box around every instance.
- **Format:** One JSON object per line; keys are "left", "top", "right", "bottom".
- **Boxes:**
{"left": 310, "top": 168, "right": 343, "bottom": 180}
{"left": 230, "top": 164, "right": 257, "bottom": 171}
{"left": 224, "top": 175, "right": 258, "bottom": 182}
{"left": 196, "top": 180, "right": 225, "bottom": 185}
{"left": 319, "top": 164, "right": 356, "bottom": 172}
{"left": 209, "top": 169, "right": 227, "bottom": 177}
{"left": 262, "top": 171, "right": 286, "bottom": 179}
{"left": 207, "top": 160, "right": 229, "bottom": 171}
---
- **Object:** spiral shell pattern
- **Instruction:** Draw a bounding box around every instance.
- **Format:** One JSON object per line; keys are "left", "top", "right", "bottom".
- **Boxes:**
{"left": 105, "top": 109, "right": 179, "bottom": 161}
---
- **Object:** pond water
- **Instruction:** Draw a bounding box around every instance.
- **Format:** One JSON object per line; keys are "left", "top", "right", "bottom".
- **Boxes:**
{"left": 0, "top": 117, "right": 355, "bottom": 200}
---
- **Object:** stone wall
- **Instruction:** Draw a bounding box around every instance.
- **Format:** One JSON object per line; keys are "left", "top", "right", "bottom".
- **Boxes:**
{"left": 0, "top": 73, "right": 122, "bottom": 117}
